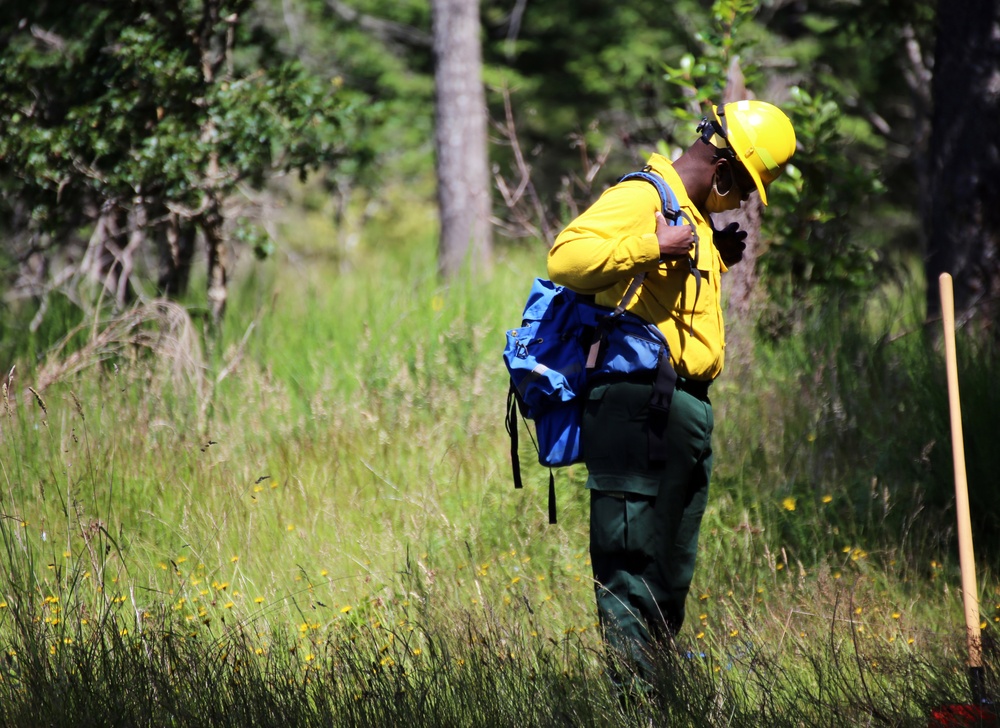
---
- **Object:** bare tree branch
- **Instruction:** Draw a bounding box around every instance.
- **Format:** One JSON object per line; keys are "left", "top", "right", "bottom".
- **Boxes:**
{"left": 491, "top": 86, "right": 611, "bottom": 246}
{"left": 503, "top": 0, "right": 528, "bottom": 57}
{"left": 491, "top": 87, "right": 552, "bottom": 243}
{"left": 326, "top": 0, "right": 431, "bottom": 48}
{"left": 30, "top": 24, "right": 66, "bottom": 51}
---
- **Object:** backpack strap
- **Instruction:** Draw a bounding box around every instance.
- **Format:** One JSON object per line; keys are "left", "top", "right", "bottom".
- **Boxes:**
{"left": 585, "top": 168, "right": 679, "bottom": 368}
{"left": 617, "top": 167, "right": 702, "bottom": 334}
{"left": 586, "top": 274, "right": 646, "bottom": 369}
{"left": 508, "top": 169, "right": 687, "bottom": 522}
{"left": 505, "top": 382, "right": 523, "bottom": 490}
{"left": 616, "top": 167, "right": 682, "bottom": 222}
{"left": 507, "top": 380, "right": 557, "bottom": 523}
{"left": 613, "top": 167, "right": 687, "bottom": 464}
{"left": 647, "top": 346, "right": 678, "bottom": 464}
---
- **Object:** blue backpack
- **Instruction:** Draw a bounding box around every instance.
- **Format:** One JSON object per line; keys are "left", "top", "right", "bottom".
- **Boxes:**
{"left": 503, "top": 170, "right": 686, "bottom": 522}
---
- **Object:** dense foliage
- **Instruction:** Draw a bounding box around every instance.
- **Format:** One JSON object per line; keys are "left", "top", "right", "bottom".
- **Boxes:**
{"left": 0, "top": 0, "right": 370, "bottom": 320}
{"left": 1, "top": 0, "right": 943, "bottom": 326}
{"left": 342, "top": 0, "right": 937, "bottom": 325}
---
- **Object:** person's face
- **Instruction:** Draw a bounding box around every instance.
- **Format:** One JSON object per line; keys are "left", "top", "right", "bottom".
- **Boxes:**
{"left": 717, "top": 159, "right": 755, "bottom": 202}
{"left": 705, "top": 157, "right": 755, "bottom": 213}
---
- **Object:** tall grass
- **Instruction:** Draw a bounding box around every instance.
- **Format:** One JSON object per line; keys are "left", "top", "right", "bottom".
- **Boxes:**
{"left": 0, "top": 232, "right": 997, "bottom": 726}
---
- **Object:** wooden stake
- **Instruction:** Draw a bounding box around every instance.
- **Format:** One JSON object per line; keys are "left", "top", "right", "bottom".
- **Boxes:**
{"left": 939, "top": 272, "right": 982, "bottom": 675}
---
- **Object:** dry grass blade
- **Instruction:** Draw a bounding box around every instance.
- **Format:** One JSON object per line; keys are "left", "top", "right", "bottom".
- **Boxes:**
{"left": 2, "top": 366, "right": 12, "bottom": 418}
{"left": 33, "top": 299, "right": 205, "bottom": 394}
{"left": 27, "top": 387, "right": 47, "bottom": 417}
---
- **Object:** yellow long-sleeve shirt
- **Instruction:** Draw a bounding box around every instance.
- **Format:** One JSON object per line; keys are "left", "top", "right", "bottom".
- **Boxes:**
{"left": 547, "top": 154, "right": 727, "bottom": 381}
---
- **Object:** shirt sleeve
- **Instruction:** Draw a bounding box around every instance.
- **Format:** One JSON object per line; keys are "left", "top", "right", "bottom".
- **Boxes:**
{"left": 547, "top": 181, "right": 663, "bottom": 294}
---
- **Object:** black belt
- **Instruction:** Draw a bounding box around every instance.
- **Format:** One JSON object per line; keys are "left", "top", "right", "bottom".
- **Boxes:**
{"left": 676, "top": 376, "right": 711, "bottom": 401}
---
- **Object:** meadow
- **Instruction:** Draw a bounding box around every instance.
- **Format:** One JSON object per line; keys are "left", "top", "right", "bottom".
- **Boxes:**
{"left": 1, "top": 213, "right": 998, "bottom": 726}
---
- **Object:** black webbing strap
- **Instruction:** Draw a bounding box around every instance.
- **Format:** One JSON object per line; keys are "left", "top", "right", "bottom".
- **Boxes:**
{"left": 586, "top": 272, "right": 647, "bottom": 370}
{"left": 547, "top": 471, "right": 557, "bottom": 524}
{"left": 647, "top": 348, "right": 678, "bottom": 464}
{"left": 507, "top": 381, "right": 557, "bottom": 524}
{"left": 506, "top": 383, "right": 523, "bottom": 490}
{"left": 613, "top": 274, "right": 647, "bottom": 317}
{"left": 687, "top": 264, "right": 702, "bottom": 336}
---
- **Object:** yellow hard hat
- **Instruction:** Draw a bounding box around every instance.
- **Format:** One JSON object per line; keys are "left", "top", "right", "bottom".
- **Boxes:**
{"left": 703, "top": 100, "right": 796, "bottom": 205}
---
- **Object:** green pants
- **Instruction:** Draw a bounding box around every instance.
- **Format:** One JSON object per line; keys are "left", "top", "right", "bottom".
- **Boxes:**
{"left": 582, "top": 379, "right": 714, "bottom": 673}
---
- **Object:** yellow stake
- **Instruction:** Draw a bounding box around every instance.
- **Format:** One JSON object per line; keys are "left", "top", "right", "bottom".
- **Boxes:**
{"left": 939, "top": 273, "right": 982, "bottom": 672}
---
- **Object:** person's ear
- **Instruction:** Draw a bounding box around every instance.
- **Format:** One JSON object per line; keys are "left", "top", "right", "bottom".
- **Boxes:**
{"left": 713, "top": 159, "right": 735, "bottom": 194}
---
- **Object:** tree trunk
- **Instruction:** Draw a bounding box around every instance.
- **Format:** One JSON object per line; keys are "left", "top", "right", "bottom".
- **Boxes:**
{"left": 80, "top": 202, "right": 139, "bottom": 309}
{"left": 116, "top": 198, "right": 147, "bottom": 309}
{"left": 157, "top": 211, "right": 197, "bottom": 297}
{"left": 203, "top": 200, "right": 227, "bottom": 327}
{"left": 199, "top": 0, "right": 229, "bottom": 329}
{"left": 925, "top": 0, "right": 1000, "bottom": 327}
{"left": 431, "top": 0, "right": 492, "bottom": 278}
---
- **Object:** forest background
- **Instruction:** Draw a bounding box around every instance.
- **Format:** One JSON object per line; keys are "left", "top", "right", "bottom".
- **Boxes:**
{"left": 1, "top": 0, "right": 1000, "bottom": 726}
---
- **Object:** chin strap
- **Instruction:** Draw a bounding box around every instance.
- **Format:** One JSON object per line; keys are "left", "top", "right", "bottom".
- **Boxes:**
{"left": 697, "top": 105, "right": 736, "bottom": 161}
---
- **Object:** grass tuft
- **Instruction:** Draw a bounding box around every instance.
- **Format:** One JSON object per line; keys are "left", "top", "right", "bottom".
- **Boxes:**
{"left": 0, "top": 241, "right": 997, "bottom": 725}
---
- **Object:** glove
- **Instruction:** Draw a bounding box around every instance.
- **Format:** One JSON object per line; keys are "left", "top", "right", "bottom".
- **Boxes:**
{"left": 713, "top": 222, "right": 748, "bottom": 266}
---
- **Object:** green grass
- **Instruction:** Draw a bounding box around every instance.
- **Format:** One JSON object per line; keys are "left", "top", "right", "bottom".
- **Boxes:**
{"left": 0, "top": 231, "right": 998, "bottom": 726}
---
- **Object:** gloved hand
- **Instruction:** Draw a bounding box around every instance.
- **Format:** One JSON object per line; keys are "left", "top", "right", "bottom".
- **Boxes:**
{"left": 713, "top": 222, "right": 748, "bottom": 266}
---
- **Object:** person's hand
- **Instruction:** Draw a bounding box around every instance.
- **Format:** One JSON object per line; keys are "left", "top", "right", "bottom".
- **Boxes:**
{"left": 655, "top": 211, "right": 696, "bottom": 258}
{"left": 713, "top": 222, "right": 748, "bottom": 266}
